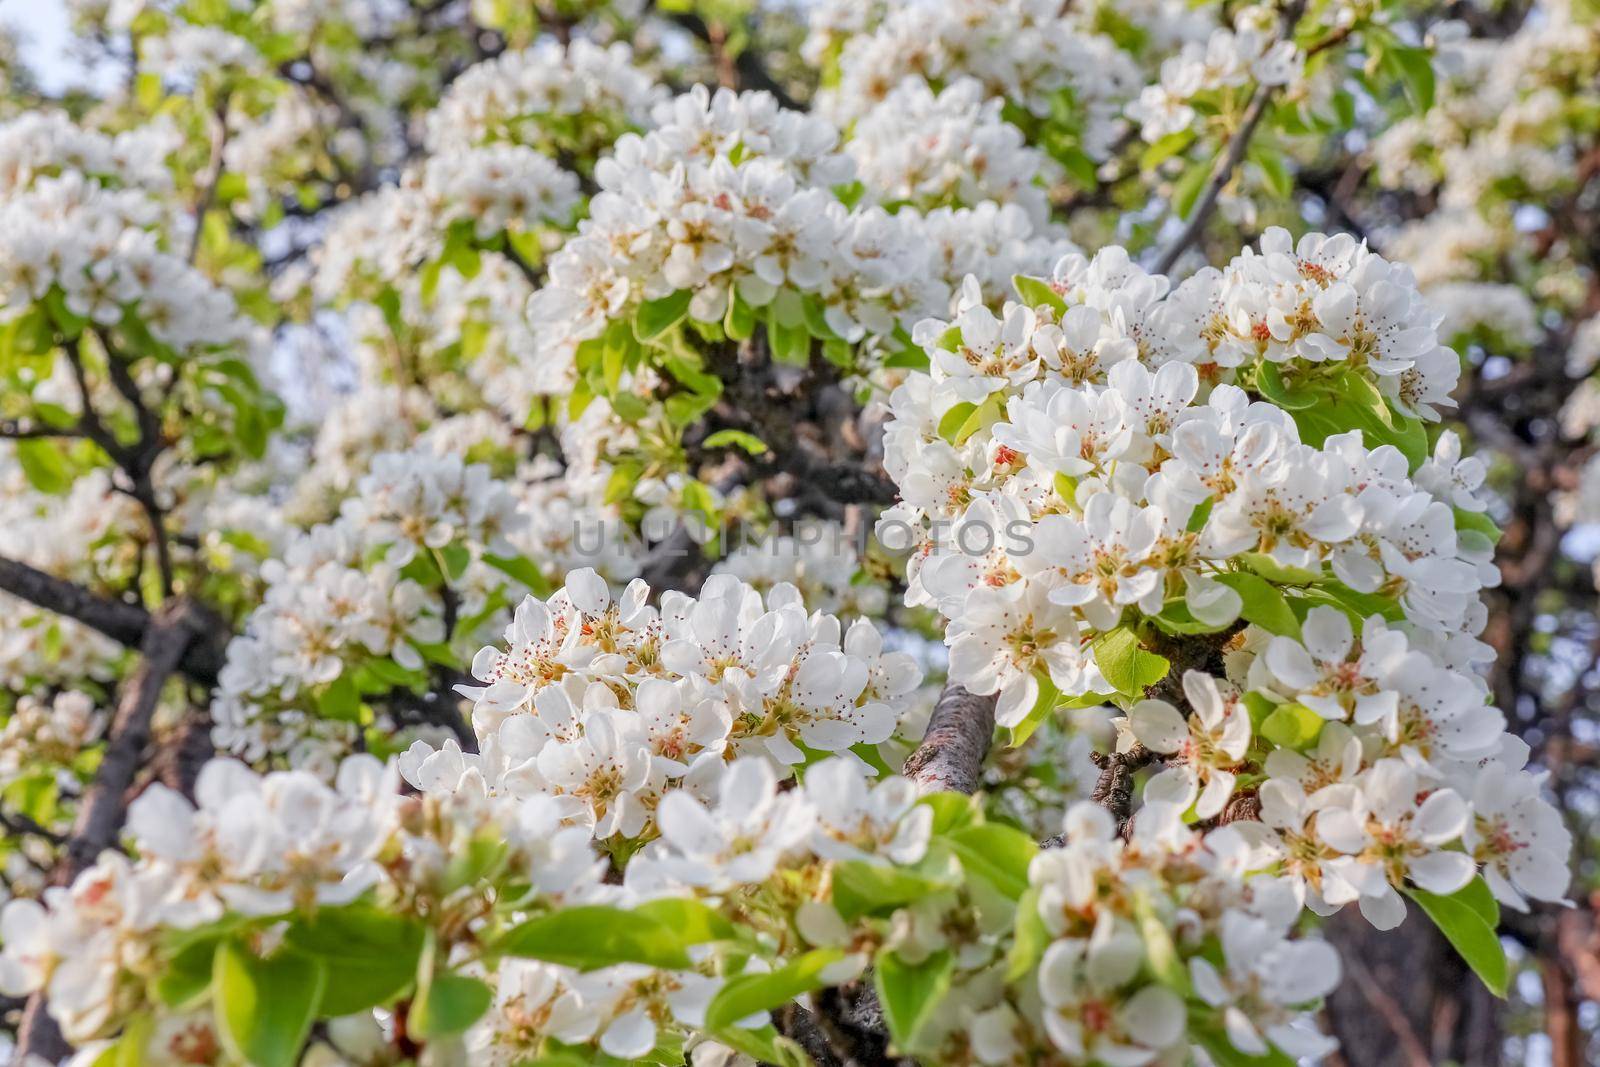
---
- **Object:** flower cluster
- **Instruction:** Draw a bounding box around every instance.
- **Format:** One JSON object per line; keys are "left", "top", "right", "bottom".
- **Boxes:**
{"left": 212, "top": 445, "right": 528, "bottom": 771}
{"left": 810, "top": 0, "right": 1141, "bottom": 160}
{"left": 1128, "top": 16, "right": 1304, "bottom": 142}
{"left": 0, "top": 171, "right": 264, "bottom": 361}
{"left": 875, "top": 230, "right": 1571, "bottom": 976}
{"left": 424, "top": 40, "right": 666, "bottom": 162}
{"left": 400, "top": 568, "right": 923, "bottom": 842}
{"left": 847, "top": 77, "right": 1056, "bottom": 225}
{"left": 528, "top": 84, "right": 941, "bottom": 359}
{"left": 960, "top": 801, "right": 1342, "bottom": 1065}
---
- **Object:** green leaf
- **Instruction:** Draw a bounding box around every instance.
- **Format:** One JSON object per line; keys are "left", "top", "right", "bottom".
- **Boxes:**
{"left": 1404, "top": 883, "right": 1508, "bottom": 996}
{"left": 1091, "top": 628, "right": 1170, "bottom": 697}
{"left": 1454, "top": 507, "right": 1501, "bottom": 546}
{"left": 285, "top": 906, "right": 423, "bottom": 1010}
{"left": 1133, "top": 891, "right": 1188, "bottom": 993}
{"left": 1453, "top": 875, "right": 1501, "bottom": 927}
{"left": 1247, "top": 142, "right": 1293, "bottom": 200}
{"left": 937, "top": 401, "right": 978, "bottom": 443}
{"left": 1194, "top": 1026, "right": 1297, "bottom": 1067}
{"left": 496, "top": 904, "right": 693, "bottom": 970}
{"left": 874, "top": 949, "right": 953, "bottom": 1048}
{"left": 1258, "top": 701, "right": 1324, "bottom": 751}
{"left": 919, "top": 792, "right": 981, "bottom": 835}
{"left": 15, "top": 438, "right": 71, "bottom": 494}
{"left": 1383, "top": 44, "right": 1436, "bottom": 112}
{"left": 704, "top": 948, "right": 845, "bottom": 1030}
{"left": 725, "top": 295, "right": 757, "bottom": 342}
{"left": 634, "top": 291, "right": 693, "bottom": 342}
{"left": 484, "top": 552, "right": 554, "bottom": 597}
{"left": 942, "top": 823, "right": 1038, "bottom": 900}
{"left": 1005, "top": 670, "right": 1061, "bottom": 747}
{"left": 832, "top": 861, "right": 956, "bottom": 921}
{"left": 703, "top": 1026, "right": 812, "bottom": 1067}
{"left": 1140, "top": 129, "right": 1197, "bottom": 171}
{"left": 702, "top": 429, "right": 769, "bottom": 455}
{"left": 630, "top": 898, "right": 739, "bottom": 945}
{"left": 1012, "top": 275, "right": 1066, "bottom": 314}
{"left": 1241, "top": 552, "right": 1319, "bottom": 586}
{"left": 410, "top": 971, "right": 493, "bottom": 1038}
{"left": 1005, "top": 885, "right": 1050, "bottom": 981}
{"left": 1271, "top": 368, "right": 1429, "bottom": 470}
{"left": 315, "top": 674, "right": 361, "bottom": 722}
{"left": 768, "top": 316, "right": 811, "bottom": 366}
{"left": 1215, "top": 572, "right": 1301, "bottom": 637}
{"left": 1173, "top": 150, "right": 1218, "bottom": 219}
{"left": 213, "top": 941, "right": 326, "bottom": 1067}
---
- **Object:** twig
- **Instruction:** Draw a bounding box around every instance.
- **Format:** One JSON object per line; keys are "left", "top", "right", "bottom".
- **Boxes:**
{"left": 1153, "top": 0, "right": 1306, "bottom": 274}
{"left": 1339, "top": 950, "right": 1434, "bottom": 1067}
{"left": 186, "top": 93, "right": 231, "bottom": 265}
{"left": 1153, "top": 87, "right": 1275, "bottom": 275}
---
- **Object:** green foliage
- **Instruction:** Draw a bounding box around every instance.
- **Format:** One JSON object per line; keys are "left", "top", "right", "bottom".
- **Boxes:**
{"left": 874, "top": 949, "right": 954, "bottom": 1048}
{"left": 704, "top": 948, "right": 845, "bottom": 1031}
{"left": 495, "top": 903, "right": 707, "bottom": 970}
{"left": 212, "top": 941, "right": 326, "bottom": 1067}
{"left": 1092, "top": 627, "right": 1171, "bottom": 698}
{"left": 1405, "top": 879, "right": 1508, "bottom": 997}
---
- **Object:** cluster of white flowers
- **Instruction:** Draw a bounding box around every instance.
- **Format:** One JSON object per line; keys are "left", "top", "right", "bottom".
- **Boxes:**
{"left": 1426, "top": 281, "right": 1543, "bottom": 351}
{"left": 956, "top": 801, "right": 1341, "bottom": 1065}
{"left": 400, "top": 567, "right": 922, "bottom": 841}
{"left": 0, "top": 690, "right": 103, "bottom": 790}
{"left": 847, "top": 77, "right": 1055, "bottom": 225}
{"left": 0, "top": 753, "right": 607, "bottom": 1050}
{"left": 138, "top": 25, "right": 264, "bottom": 85}
{"left": 0, "top": 603, "right": 122, "bottom": 697}
{"left": 1128, "top": 14, "right": 1304, "bottom": 142}
{"left": 0, "top": 169, "right": 264, "bottom": 361}
{"left": 527, "top": 84, "right": 943, "bottom": 370}
{"left": 212, "top": 445, "right": 528, "bottom": 770}
{"left": 1146, "top": 228, "right": 1460, "bottom": 418}
{"left": 1371, "top": 2, "right": 1599, "bottom": 211}
{"left": 810, "top": 0, "right": 1141, "bottom": 160}
{"left": 424, "top": 39, "right": 666, "bottom": 158}
{"left": 313, "top": 149, "right": 577, "bottom": 301}
{"left": 0, "top": 733, "right": 939, "bottom": 1063}
{"left": 0, "top": 111, "right": 179, "bottom": 198}
{"left": 876, "top": 230, "right": 1572, "bottom": 951}
{"left": 418, "top": 145, "right": 581, "bottom": 242}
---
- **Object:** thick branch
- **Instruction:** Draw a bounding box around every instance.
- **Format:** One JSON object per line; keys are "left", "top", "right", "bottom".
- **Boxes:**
{"left": 0, "top": 554, "right": 227, "bottom": 684}
{"left": 58, "top": 600, "right": 199, "bottom": 876}
{"left": 18, "top": 600, "right": 203, "bottom": 1062}
{"left": 903, "top": 684, "right": 997, "bottom": 794}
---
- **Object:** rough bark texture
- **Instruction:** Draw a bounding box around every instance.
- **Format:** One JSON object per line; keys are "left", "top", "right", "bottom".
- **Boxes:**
{"left": 16, "top": 599, "right": 204, "bottom": 1063}
{"left": 0, "top": 554, "right": 228, "bottom": 684}
{"left": 902, "top": 684, "right": 998, "bottom": 794}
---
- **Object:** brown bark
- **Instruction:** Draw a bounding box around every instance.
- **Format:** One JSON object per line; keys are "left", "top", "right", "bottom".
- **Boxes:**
{"left": 0, "top": 554, "right": 228, "bottom": 684}
{"left": 16, "top": 599, "right": 205, "bottom": 1062}
{"left": 903, "top": 684, "right": 997, "bottom": 795}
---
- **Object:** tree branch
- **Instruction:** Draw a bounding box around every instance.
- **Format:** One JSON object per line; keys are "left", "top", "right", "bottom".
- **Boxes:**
{"left": 0, "top": 554, "right": 227, "bottom": 684}
{"left": 903, "top": 684, "right": 997, "bottom": 794}
{"left": 18, "top": 599, "right": 204, "bottom": 1062}
{"left": 1153, "top": 0, "right": 1305, "bottom": 274}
